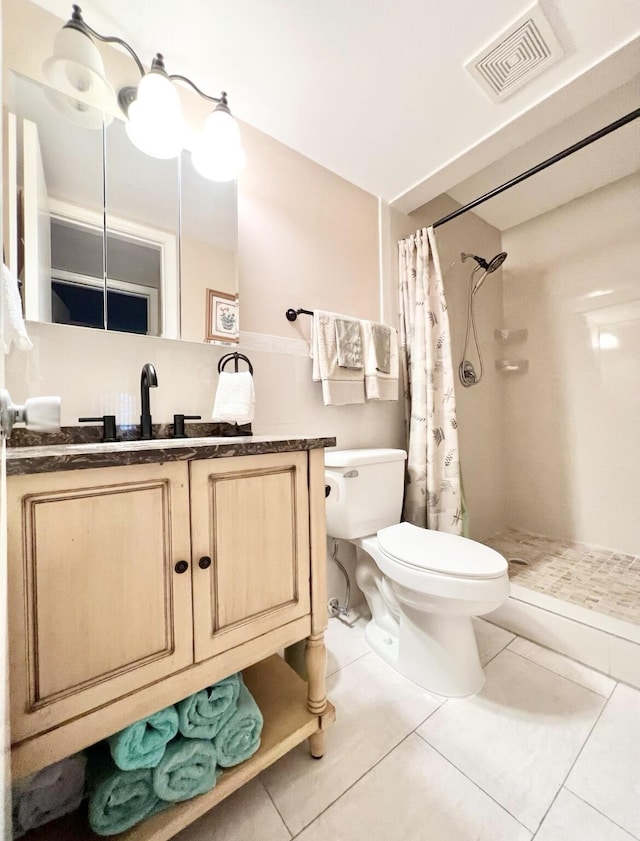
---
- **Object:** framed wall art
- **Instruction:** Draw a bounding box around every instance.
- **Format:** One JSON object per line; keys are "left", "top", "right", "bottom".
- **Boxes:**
{"left": 205, "top": 289, "right": 239, "bottom": 343}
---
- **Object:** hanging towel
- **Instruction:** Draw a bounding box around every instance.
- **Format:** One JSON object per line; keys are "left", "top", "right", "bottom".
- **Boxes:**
{"left": 211, "top": 371, "right": 255, "bottom": 424}
{"left": 152, "top": 738, "right": 220, "bottom": 803}
{"left": 371, "top": 323, "right": 391, "bottom": 373}
{"left": 12, "top": 754, "right": 86, "bottom": 837}
{"left": 108, "top": 705, "right": 179, "bottom": 771}
{"left": 362, "top": 321, "right": 399, "bottom": 401}
{"left": 2, "top": 264, "right": 32, "bottom": 354}
{"left": 311, "top": 310, "right": 365, "bottom": 405}
{"left": 334, "top": 318, "right": 363, "bottom": 368}
{"left": 213, "top": 682, "right": 263, "bottom": 768}
{"left": 87, "top": 747, "right": 164, "bottom": 836}
{"left": 177, "top": 673, "right": 241, "bottom": 740}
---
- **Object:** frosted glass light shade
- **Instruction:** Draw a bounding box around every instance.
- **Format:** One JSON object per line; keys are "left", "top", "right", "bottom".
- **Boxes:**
{"left": 124, "top": 72, "right": 183, "bottom": 159}
{"left": 42, "top": 27, "right": 116, "bottom": 113}
{"left": 192, "top": 108, "right": 245, "bottom": 182}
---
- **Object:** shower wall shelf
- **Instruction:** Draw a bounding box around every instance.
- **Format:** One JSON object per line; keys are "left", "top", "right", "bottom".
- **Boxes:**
{"left": 496, "top": 359, "right": 529, "bottom": 373}
{"left": 495, "top": 328, "right": 528, "bottom": 342}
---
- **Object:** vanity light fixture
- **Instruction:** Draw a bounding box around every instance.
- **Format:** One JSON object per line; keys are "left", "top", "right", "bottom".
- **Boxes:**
{"left": 42, "top": 5, "right": 245, "bottom": 181}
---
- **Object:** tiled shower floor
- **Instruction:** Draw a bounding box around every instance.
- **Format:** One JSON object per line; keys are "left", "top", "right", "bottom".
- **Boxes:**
{"left": 484, "top": 528, "right": 640, "bottom": 625}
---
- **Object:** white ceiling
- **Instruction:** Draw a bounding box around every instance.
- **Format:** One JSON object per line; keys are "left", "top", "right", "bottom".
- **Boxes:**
{"left": 31, "top": 0, "right": 640, "bottom": 213}
{"left": 447, "top": 77, "right": 640, "bottom": 231}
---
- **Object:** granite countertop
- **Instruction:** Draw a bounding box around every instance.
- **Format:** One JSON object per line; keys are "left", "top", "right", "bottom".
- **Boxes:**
{"left": 6, "top": 434, "right": 337, "bottom": 476}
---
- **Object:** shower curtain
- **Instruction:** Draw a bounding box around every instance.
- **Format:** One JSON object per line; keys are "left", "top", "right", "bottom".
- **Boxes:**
{"left": 398, "top": 227, "right": 464, "bottom": 535}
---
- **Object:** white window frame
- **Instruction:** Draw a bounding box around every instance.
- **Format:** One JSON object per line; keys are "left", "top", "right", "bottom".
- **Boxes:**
{"left": 49, "top": 197, "right": 179, "bottom": 338}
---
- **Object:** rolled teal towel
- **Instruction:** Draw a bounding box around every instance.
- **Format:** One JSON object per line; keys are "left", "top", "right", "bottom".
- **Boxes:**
{"left": 87, "top": 747, "right": 164, "bottom": 836}
{"left": 177, "top": 673, "right": 241, "bottom": 740}
{"left": 152, "top": 737, "right": 220, "bottom": 803}
{"left": 213, "top": 683, "right": 263, "bottom": 768}
{"left": 108, "top": 705, "right": 179, "bottom": 770}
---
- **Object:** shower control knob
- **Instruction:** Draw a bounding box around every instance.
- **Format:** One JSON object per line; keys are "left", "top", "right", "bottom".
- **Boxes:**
{"left": 198, "top": 556, "right": 212, "bottom": 570}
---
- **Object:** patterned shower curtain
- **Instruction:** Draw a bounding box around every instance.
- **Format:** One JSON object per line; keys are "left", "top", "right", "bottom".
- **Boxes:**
{"left": 398, "top": 227, "right": 464, "bottom": 535}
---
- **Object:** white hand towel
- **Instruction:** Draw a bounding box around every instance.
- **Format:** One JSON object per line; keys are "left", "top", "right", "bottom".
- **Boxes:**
{"left": 3, "top": 263, "right": 32, "bottom": 354}
{"left": 311, "top": 310, "right": 365, "bottom": 405}
{"left": 13, "top": 754, "right": 86, "bottom": 837}
{"left": 362, "top": 320, "right": 399, "bottom": 401}
{"left": 212, "top": 371, "right": 255, "bottom": 424}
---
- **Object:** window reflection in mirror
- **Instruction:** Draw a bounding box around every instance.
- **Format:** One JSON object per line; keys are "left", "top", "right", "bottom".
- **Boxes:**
{"left": 105, "top": 116, "right": 179, "bottom": 338}
{"left": 6, "top": 71, "right": 239, "bottom": 344}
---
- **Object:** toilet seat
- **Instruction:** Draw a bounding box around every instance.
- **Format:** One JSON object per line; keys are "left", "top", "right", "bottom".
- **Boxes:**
{"left": 377, "top": 522, "right": 507, "bottom": 580}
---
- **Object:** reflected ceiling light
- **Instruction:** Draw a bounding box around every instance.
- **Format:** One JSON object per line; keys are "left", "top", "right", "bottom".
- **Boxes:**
{"left": 43, "top": 5, "right": 245, "bottom": 179}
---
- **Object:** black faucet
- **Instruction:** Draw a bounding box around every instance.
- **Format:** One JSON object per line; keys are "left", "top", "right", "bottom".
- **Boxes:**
{"left": 140, "top": 363, "right": 158, "bottom": 439}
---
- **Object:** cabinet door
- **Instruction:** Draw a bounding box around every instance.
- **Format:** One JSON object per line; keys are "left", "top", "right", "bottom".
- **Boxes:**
{"left": 8, "top": 462, "right": 193, "bottom": 742}
{"left": 190, "top": 452, "right": 311, "bottom": 662}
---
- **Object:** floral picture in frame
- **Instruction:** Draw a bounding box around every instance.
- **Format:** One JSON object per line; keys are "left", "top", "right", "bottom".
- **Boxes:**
{"left": 205, "top": 289, "right": 239, "bottom": 343}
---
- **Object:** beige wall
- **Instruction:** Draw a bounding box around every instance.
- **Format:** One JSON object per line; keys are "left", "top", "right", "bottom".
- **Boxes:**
{"left": 180, "top": 237, "right": 236, "bottom": 343}
{"left": 390, "top": 196, "right": 507, "bottom": 541}
{"left": 502, "top": 173, "right": 640, "bottom": 554}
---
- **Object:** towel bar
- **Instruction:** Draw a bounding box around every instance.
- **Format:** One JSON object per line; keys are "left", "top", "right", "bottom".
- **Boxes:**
{"left": 285, "top": 308, "right": 313, "bottom": 322}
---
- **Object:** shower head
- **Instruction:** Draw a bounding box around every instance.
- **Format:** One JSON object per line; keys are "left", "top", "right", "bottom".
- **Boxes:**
{"left": 461, "top": 251, "right": 508, "bottom": 295}
{"left": 461, "top": 251, "right": 508, "bottom": 274}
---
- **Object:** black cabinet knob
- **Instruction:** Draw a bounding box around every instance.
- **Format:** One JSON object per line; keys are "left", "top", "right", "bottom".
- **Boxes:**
{"left": 198, "top": 556, "right": 212, "bottom": 570}
{"left": 174, "top": 560, "right": 189, "bottom": 574}
{"left": 325, "top": 484, "right": 331, "bottom": 498}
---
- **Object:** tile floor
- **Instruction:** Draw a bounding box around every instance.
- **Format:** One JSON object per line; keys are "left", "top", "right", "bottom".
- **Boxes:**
{"left": 484, "top": 528, "right": 640, "bottom": 624}
{"left": 176, "top": 615, "right": 640, "bottom": 841}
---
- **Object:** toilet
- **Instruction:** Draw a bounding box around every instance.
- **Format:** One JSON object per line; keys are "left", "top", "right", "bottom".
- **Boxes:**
{"left": 325, "top": 448, "right": 509, "bottom": 697}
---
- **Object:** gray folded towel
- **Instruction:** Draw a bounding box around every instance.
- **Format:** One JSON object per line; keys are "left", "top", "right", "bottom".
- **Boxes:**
{"left": 372, "top": 323, "right": 391, "bottom": 373}
{"left": 13, "top": 754, "right": 86, "bottom": 837}
{"left": 335, "top": 318, "right": 363, "bottom": 369}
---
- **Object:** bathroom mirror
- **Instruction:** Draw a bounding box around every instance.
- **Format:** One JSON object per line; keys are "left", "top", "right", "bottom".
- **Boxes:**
{"left": 5, "top": 72, "right": 239, "bottom": 343}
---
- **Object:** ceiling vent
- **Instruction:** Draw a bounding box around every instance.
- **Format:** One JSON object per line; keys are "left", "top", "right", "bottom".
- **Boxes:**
{"left": 465, "top": 3, "right": 563, "bottom": 102}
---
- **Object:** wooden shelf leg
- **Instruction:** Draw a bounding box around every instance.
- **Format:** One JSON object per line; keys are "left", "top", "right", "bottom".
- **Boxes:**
{"left": 305, "top": 631, "right": 327, "bottom": 759}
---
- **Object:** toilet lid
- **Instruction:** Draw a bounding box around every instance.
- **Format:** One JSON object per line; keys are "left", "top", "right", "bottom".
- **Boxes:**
{"left": 377, "top": 522, "right": 507, "bottom": 579}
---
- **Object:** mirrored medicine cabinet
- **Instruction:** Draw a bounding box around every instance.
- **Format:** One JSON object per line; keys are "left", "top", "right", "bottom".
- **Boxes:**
{"left": 6, "top": 72, "right": 239, "bottom": 345}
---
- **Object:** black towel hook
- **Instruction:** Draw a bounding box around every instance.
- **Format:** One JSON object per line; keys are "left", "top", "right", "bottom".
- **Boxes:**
{"left": 217, "top": 352, "right": 254, "bottom": 376}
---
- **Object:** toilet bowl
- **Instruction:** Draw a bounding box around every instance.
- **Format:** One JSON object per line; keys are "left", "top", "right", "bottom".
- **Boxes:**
{"left": 325, "top": 449, "right": 509, "bottom": 697}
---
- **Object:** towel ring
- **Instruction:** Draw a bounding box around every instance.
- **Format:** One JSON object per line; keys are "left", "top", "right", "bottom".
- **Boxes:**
{"left": 217, "top": 352, "right": 254, "bottom": 376}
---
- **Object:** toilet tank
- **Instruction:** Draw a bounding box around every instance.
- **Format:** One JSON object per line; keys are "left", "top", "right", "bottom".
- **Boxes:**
{"left": 324, "top": 448, "right": 407, "bottom": 539}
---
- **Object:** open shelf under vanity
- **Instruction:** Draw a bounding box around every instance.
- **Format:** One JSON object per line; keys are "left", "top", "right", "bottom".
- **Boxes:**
{"left": 24, "top": 655, "right": 335, "bottom": 841}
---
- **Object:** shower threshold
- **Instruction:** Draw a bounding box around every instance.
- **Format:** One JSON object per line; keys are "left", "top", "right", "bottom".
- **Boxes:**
{"left": 484, "top": 528, "right": 640, "bottom": 626}
{"left": 482, "top": 528, "right": 640, "bottom": 688}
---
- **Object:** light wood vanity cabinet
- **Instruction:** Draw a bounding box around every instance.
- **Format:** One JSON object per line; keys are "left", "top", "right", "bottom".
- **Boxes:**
{"left": 7, "top": 443, "right": 333, "bottom": 825}
{"left": 8, "top": 460, "right": 194, "bottom": 742}
{"left": 190, "top": 452, "right": 311, "bottom": 662}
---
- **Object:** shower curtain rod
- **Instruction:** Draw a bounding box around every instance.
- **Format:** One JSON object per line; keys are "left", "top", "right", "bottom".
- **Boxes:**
{"left": 432, "top": 106, "right": 640, "bottom": 229}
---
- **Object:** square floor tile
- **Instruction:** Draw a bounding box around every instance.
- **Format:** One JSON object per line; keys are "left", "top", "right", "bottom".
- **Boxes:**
{"left": 566, "top": 683, "right": 640, "bottom": 837}
{"left": 325, "top": 615, "right": 370, "bottom": 677}
{"left": 173, "top": 779, "right": 289, "bottom": 841}
{"left": 507, "top": 637, "right": 616, "bottom": 697}
{"left": 417, "top": 649, "right": 606, "bottom": 832}
{"left": 472, "top": 618, "right": 515, "bottom": 665}
{"left": 535, "top": 789, "right": 635, "bottom": 841}
{"left": 296, "top": 734, "right": 531, "bottom": 841}
{"left": 261, "top": 653, "right": 442, "bottom": 835}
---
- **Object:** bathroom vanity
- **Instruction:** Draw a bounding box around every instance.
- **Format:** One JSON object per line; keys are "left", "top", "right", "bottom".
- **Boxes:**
{"left": 7, "top": 434, "right": 335, "bottom": 840}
